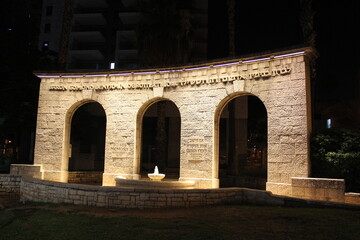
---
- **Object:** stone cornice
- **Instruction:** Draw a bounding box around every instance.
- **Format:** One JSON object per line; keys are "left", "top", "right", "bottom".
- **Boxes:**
{"left": 35, "top": 47, "right": 316, "bottom": 79}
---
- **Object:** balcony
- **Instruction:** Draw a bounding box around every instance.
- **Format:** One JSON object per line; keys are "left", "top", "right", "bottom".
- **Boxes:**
{"left": 75, "top": 0, "right": 108, "bottom": 9}
{"left": 71, "top": 31, "right": 105, "bottom": 43}
{"left": 73, "top": 13, "right": 107, "bottom": 26}
{"left": 121, "top": 0, "right": 138, "bottom": 8}
{"left": 70, "top": 49, "right": 104, "bottom": 61}
{"left": 118, "top": 12, "right": 140, "bottom": 26}
{"left": 117, "top": 30, "right": 137, "bottom": 49}
{"left": 117, "top": 49, "right": 138, "bottom": 60}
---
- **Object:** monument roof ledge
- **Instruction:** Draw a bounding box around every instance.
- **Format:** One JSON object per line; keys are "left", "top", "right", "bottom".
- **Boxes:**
{"left": 35, "top": 47, "right": 316, "bottom": 78}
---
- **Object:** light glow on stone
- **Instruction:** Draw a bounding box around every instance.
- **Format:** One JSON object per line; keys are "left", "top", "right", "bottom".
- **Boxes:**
{"left": 62, "top": 75, "right": 83, "bottom": 78}
{"left": 37, "top": 75, "right": 60, "bottom": 78}
{"left": 213, "top": 62, "right": 239, "bottom": 67}
{"left": 85, "top": 74, "right": 108, "bottom": 77}
{"left": 185, "top": 66, "right": 210, "bottom": 71}
{"left": 274, "top": 51, "right": 305, "bottom": 58}
{"left": 110, "top": 73, "right": 132, "bottom": 76}
{"left": 36, "top": 50, "right": 306, "bottom": 78}
{"left": 134, "top": 71, "right": 157, "bottom": 75}
{"left": 242, "top": 57, "right": 270, "bottom": 63}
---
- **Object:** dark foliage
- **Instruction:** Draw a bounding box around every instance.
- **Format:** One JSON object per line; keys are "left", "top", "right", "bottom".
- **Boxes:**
{"left": 311, "top": 128, "right": 360, "bottom": 192}
{"left": 0, "top": 154, "right": 11, "bottom": 173}
{"left": 136, "top": 0, "right": 194, "bottom": 67}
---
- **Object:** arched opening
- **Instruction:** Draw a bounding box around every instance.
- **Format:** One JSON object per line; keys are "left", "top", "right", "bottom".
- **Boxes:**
{"left": 140, "top": 100, "right": 180, "bottom": 179}
{"left": 68, "top": 102, "right": 106, "bottom": 185}
{"left": 218, "top": 95, "right": 267, "bottom": 189}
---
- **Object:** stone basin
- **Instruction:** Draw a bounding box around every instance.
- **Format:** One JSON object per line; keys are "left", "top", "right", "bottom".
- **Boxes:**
{"left": 147, "top": 173, "right": 165, "bottom": 181}
{"left": 115, "top": 177, "right": 195, "bottom": 189}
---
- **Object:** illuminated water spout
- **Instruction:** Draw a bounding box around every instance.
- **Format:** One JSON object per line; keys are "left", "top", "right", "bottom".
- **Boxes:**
{"left": 148, "top": 166, "right": 165, "bottom": 181}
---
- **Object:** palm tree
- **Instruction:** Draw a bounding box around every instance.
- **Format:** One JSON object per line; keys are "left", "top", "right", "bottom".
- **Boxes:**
{"left": 137, "top": 1, "right": 195, "bottom": 170}
{"left": 227, "top": 0, "right": 236, "bottom": 57}
{"left": 58, "top": 0, "right": 74, "bottom": 69}
{"left": 136, "top": 0, "right": 194, "bottom": 67}
{"left": 299, "top": 0, "right": 316, "bottom": 48}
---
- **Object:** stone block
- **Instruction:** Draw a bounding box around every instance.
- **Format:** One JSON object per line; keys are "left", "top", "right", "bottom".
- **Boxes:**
{"left": 304, "top": 187, "right": 317, "bottom": 198}
{"left": 292, "top": 186, "right": 305, "bottom": 197}
{"left": 325, "top": 188, "right": 344, "bottom": 202}
{"left": 266, "top": 182, "right": 292, "bottom": 196}
{"left": 290, "top": 177, "right": 345, "bottom": 202}
{"left": 10, "top": 164, "right": 42, "bottom": 179}
{"left": 345, "top": 193, "right": 360, "bottom": 205}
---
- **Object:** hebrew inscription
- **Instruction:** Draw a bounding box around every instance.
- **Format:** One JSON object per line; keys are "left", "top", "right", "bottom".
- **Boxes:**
{"left": 185, "top": 137, "right": 208, "bottom": 161}
{"left": 48, "top": 66, "right": 291, "bottom": 92}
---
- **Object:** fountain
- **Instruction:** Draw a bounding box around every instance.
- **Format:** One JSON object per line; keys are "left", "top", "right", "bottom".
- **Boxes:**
{"left": 148, "top": 166, "right": 165, "bottom": 181}
{"left": 115, "top": 166, "right": 195, "bottom": 189}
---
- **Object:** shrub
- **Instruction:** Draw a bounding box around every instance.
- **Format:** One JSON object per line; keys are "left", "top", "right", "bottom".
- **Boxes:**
{"left": 311, "top": 128, "right": 360, "bottom": 192}
{"left": 0, "top": 154, "right": 12, "bottom": 173}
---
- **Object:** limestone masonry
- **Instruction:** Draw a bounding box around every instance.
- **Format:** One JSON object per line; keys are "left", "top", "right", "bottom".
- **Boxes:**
{"left": 29, "top": 48, "right": 314, "bottom": 196}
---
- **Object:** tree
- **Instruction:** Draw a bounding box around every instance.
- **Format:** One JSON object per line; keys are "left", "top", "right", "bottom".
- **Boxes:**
{"left": 226, "top": 0, "right": 235, "bottom": 57}
{"left": 58, "top": 0, "right": 74, "bottom": 69}
{"left": 311, "top": 129, "right": 360, "bottom": 192}
{"left": 136, "top": 0, "right": 194, "bottom": 67}
{"left": 136, "top": 1, "right": 195, "bottom": 170}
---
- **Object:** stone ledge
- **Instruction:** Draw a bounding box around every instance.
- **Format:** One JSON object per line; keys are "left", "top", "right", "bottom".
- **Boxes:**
{"left": 345, "top": 192, "right": 360, "bottom": 205}
{"left": 291, "top": 177, "right": 345, "bottom": 189}
{"left": 291, "top": 177, "right": 345, "bottom": 203}
{"left": 20, "top": 177, "right": 245, "bottom": 208}
{"left": 10, "top": 164, "right": 42, "bottom": 179}
{"left": 1, "top": 176, "right": 358, "bottom": 209}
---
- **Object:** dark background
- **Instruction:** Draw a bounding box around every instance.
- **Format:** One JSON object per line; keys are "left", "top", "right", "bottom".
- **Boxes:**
{"left": 0, "top": 0, "right": 359, "bottom": 164}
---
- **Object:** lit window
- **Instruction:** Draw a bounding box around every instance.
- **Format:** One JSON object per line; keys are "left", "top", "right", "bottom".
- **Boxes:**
{"left": 110, "top": 62, "right": 115, "bottom": 69}
{"left": 326, "top": 118, "right": 332, "bottom": 129}
{"left": 43, "top": 41, "right": 49, "bottom": 49}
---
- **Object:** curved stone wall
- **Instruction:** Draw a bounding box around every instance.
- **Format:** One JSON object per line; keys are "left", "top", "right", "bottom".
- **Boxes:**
{"left": 0, "top": 176, "right": 357, "bottom": 208}
{"left": 20, "top": 177, "right": 286, "bottom": 208}
{"left": 34, "top": 48, "right": 314, "bottom": 195}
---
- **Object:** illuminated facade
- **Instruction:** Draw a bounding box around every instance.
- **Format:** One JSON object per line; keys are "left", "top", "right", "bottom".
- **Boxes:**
{"left": 27, "top": 48, "right": 314, "bottom": 196}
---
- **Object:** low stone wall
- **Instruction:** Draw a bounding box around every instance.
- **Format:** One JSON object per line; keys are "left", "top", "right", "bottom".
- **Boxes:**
{"left": 0, "top": 176, "right": 354, "bottom": 209}
{"left": 345, "top": 193, "right": 360, "bottom": 205}
{"left": 20, "top": 177, "right": 291, "bottom": 208}
{"left": 10, "top": 164, "right": 42, "bottom": 179}
{"left": 68, "top": 171, "right": 103, "bottom": 185}
{"left": 291, "top": 177, "right": 345, "bottom": 203}
{"left": 0, "top": 174, "right": 21, "bottom": 207}
{"left": 20, "top": 177, "right": 242, "bottom": 208}
{"left": 2, "top": 173, "right": 360, "bottom": 209}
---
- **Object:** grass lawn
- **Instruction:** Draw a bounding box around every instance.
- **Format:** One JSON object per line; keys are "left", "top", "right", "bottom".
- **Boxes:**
{"left": 0, "top": 203, "right": 359, "bottom": 240}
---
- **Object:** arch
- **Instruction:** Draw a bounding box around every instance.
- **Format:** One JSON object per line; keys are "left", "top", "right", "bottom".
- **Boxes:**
{"left": 135, "top": 98, "right": 181, "bottom": 178}
{"left": 62, "top": 100, "right": 107, "bottom": 184}
{"left": 214, "top": 92, "right": 268, "bottom": 189}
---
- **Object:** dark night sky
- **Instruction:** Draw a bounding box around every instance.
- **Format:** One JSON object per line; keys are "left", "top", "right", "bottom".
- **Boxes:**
{"left": 208, "top": 0, "right": 304, "bottom": 58}
{"left": 208, "top": 0, "right": 360, "bottom": 102}
{"left": 313, "top": 0, "right": 360, "bottom": 100}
